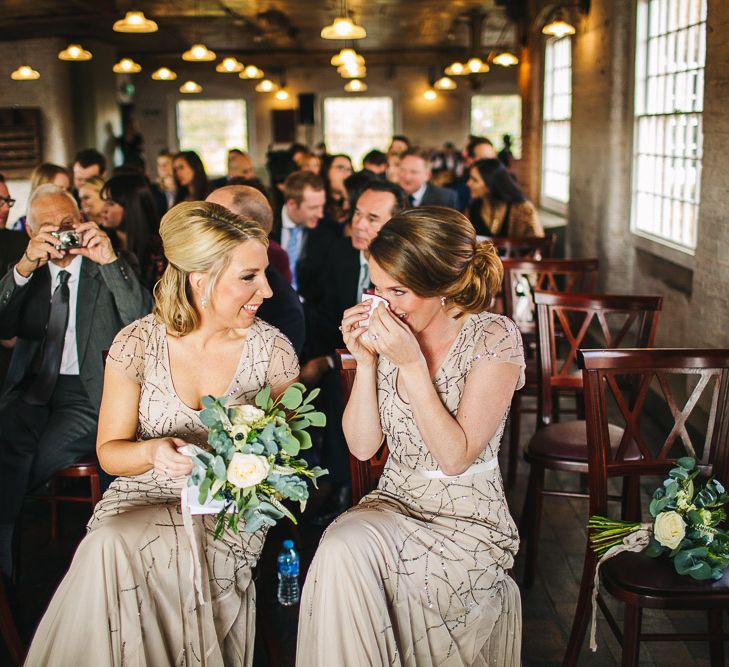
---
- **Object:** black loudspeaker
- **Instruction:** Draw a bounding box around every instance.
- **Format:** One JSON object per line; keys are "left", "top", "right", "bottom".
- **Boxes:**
{"left": 272, "top": 109, "right": 297, "bottom": 143}
{"left": 298, "top": 93, "right": 315, "bottom": 125}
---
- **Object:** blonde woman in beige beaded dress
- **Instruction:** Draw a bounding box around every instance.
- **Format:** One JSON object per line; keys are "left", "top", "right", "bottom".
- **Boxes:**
{"left": 25, "top": 202, "right": 299, "bottom": 667}
{"left": 296, "top": 207, "right": 525, "bottom": 667}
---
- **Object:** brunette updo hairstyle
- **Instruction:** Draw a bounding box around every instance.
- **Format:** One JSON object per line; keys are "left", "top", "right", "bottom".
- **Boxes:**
{"left": 367, "top": 206, "right": 502, "bottom": 316}
{"left": 153, "top": 201, "right": 268, "bottom": 336}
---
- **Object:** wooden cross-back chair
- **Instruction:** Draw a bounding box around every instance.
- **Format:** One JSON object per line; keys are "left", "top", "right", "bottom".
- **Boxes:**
{"left": 563, "top": 348, "right": 729, "bottom": 666}
{"left": 481, "top": 233, "right": 557, "bottom": 260}
{"left": 521, "top": 290, "right": 663, "bottom": 588}
{"left": 500, "top": 258, "right": 600, "bottom": 487}
{"left": 336, "top": 350, "right": 389, "bottom": 504}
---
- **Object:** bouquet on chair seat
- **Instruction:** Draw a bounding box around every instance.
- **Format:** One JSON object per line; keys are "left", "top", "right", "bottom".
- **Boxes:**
{"left": 588, "top": 458, "right": 729, "bottom": 581}
{"left": 186, "top": 383, "right": 327, "bottom": 538}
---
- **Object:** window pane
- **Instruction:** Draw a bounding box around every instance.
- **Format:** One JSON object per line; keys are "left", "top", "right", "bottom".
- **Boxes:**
{"left": 631, "top": 0, "right": 706, "bottom": 251}
{"left": 541, "top": 36, "right": 572, "bottom": 205}
{"left": 176, "top": 100, "right": 248, "bottom": 176}
{"left": 323, "top": 97, "right": 393, "bottom": 168}
{"left": 470, "top": 95, "right": 522, "bottom": 159}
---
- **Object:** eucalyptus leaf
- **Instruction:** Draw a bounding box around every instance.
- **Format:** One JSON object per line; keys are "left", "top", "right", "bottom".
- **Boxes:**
{"left": 677, "top": 456, "right": 695, "bottom": 470}
{"left": 255, "top": 386, "right": 271, "bottom": 409}
{"left": 281, "top": 385, "right": 304, "bottom": 410}
{"left": 212, "top": 455, "right": 227, "bottom": 480}
{"left": 290, "top": 418, "right": 311, "bottom": 431}
{"left": 302, "top": 387, "right": 321, "bottom": 405}
{"left": 280, "top": 433, "right": 301, "bottom": 456}
{"left": 198, "top": 477, "right": 213, "bottom": 505}
{"left": 293, "top": 429, "right": 312, "bottom": 451}
{"left": 306, "top": 411, "right": 327, "bottom": 428}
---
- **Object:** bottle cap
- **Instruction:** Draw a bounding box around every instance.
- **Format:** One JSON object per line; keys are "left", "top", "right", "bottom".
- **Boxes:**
{"left": 283, "top": 539, "right": 294, "bottom": 549}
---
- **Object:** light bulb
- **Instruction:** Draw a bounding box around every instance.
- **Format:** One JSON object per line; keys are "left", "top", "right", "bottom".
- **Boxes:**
{"left": 423, "top": 89, "right": 437, "bottom": 101}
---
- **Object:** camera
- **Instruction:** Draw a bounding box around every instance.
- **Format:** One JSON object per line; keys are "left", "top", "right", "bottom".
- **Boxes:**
{"left": 51, "top": 228, "right": 83, "bottom": 251}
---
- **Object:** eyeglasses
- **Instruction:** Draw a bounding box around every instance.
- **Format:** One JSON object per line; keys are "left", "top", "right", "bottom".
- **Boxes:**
{"left": 0, "top": 196, "right": 15, "bottom": 208}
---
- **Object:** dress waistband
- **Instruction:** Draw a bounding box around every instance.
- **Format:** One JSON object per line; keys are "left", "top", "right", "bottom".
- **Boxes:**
{"left": 416, "top": 456, "right": 499, "bottom": 480}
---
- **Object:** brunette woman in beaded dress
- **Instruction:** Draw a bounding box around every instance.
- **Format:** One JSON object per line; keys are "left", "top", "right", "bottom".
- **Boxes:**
{"left": 25, "top": 202, "right": 298, "bottom": 666}
{"left": 297, "top": 206, "right": 525, "bottom": 666}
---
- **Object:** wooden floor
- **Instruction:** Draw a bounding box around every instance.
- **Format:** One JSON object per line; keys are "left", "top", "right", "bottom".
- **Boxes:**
{"left": 1, "top": 399, "right": 721, "bottom": 666}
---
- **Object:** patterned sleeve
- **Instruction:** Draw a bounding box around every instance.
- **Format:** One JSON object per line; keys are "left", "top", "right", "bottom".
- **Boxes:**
{"left": 266, "top": 331, "right": 300, "bottom": 392}
{"left": 471, "top": 315, "right": 526, "bottom": 390}
{"left": 105, "top": 316, "right": 148, "bottom": 384}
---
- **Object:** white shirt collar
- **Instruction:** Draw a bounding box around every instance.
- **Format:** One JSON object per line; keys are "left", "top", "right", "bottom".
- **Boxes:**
{"left": 412, "top": 182, "right": 428, "bottom": 206}
{"left": 48, "top": 255, "right": 83, "bottom": 285}
{"left": 359, "top": 250, "right": 367, "bottom": 267}
{"left": 281, "top": 205, "right": 296, "bottom": 230}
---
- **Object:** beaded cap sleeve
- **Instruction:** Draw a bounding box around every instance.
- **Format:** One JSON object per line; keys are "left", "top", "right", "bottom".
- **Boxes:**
{"left": 106, "top": 314, "right": 154, "bottom": 384}
{"left": 470, "top": 312, "right": 526, "bottom": 390}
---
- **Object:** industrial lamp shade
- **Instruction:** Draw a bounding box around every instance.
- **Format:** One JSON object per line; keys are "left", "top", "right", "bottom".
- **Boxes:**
{"left": 113, "top": 11, "right": 158, "bottom": 33}
{"left": 321, "top": 17, "right": 367, "bottom": 40}
{"left": 58, "top": 44, "right": 92, "bottom": 61}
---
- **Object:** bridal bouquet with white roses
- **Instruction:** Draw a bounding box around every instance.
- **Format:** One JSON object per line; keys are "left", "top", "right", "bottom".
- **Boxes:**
{"left": 588, "top": 458, "right": 729, "bottom": 581}
{"left": 188, "top": 383, "right": 327, "bottom": 539}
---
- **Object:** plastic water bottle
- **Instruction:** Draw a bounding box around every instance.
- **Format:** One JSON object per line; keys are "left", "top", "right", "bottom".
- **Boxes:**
{"left": 277, "top": 539, "right": 300, "bottom": 606}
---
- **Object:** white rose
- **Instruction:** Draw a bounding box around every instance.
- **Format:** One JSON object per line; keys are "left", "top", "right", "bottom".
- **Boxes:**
{"left": 654, "top": 511, "right": 686, "bottom": 550}
{"left": 232, "top": 405, "right": 266, "bottom": 426}
{"left": 227, "top": 453, "right": 270, "bottom": 488}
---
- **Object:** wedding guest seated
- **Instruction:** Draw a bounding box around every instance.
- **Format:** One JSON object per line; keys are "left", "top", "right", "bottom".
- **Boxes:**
{"left": 156, "top": 149, "right": 176, "bottom": 210}
{"left": 11, "top": 163, "right": 71, "bottom": 233}
{"left": 24, "top": 201, "right": 298, "bottom": 666}
{"left": 361, "top": 149, "right": 388, "bottom": 179}
{"left": 207, "top": 185, "right": 305, "bottom": 355}
{"left": 72, "top": 148, "right": 106, "bottom": 194}
{"left": 78, "top": 175, "right": 106, "bottom": 225}
{"left": 322, "top": 154, "right": 354, "bottom": 226}
{"left": 467, "top": 158, "right": 544, "bottom": 237}
{"left": 101, "top": 173, "right": 164, "bottom": 290}
{"left": 398, "top": 148, "right": 460, "bottom": 209}
{"left": 0, "top": 184, "right": 152, "bottom": 581}
{"left": 297, "top": 207, "right": 524, "bottom": 666}
{"left": 212, "top": 149, "right": 257, "bottom": 189}
{"left": 173, "top": 150, "right": 211, "bottom": 203}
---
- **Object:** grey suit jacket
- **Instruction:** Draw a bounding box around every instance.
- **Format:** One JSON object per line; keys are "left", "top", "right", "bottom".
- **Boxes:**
{"left": 0, "top": 256, "right": 153, "bottom": 410}
{"left": 420, "top": 183, "right": 460, "bottom": 210}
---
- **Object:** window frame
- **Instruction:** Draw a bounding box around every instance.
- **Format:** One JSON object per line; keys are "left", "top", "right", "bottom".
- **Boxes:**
{"left": 173, "top": 96, "right": 252, "bottom": 178}
{"left": 629, "top": 0, "right": 707, "bottom": 260}
{"left": 540, "top": 34, "right": 573, "bottom": 216}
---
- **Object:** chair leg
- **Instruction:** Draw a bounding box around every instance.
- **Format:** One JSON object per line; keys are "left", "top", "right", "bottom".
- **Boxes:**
{"left": 507, "top": 393, "right": 522, "bottom": 489}
{"left": 621, "top": 604, "right": 642, "bottom": 667}
{"left": 708, "top": 609, "right": 725, "bottom": 667}
{"left": 521, "top": 463, "right": 545, "bottom": 589}
{"left": 0, "top": 575, "right": 23, "bottom": 667}
{"left": 563, "top": 544, "right": 598, "bottom": 666}
{"left": 50, "top": 477, "right": 59, "bottom": 541}
{"left": 621, "top": 476, "right": 641, "bottom": 522}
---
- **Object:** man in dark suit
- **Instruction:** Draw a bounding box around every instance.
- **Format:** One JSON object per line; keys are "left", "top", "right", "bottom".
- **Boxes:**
{"left": 206, "top": 185, "right": 305, "bottom": 355}
{"left": 210, "top": 149, "right": 256, "bottom": 189}
{"left": 398, "top": 148, "right": 460, "bottom": 209}
{"left": 299, "top": 180, "right": 407, "bottom": 523}
{"left": 0, "top": 184, "right": 152, "bottom": 577}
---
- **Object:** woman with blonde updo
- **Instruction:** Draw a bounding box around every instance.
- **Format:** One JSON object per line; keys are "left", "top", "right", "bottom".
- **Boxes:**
{"left": 297, "top": 206, "right": 525, "bottom": 666}
{"left": 25, "top": 201, "right": 299, "bottom": 667}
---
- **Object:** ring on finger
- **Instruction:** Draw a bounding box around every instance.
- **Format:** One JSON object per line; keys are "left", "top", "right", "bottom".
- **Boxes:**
{"left": 371, "top": 334, "right": 379, "bottom": 341}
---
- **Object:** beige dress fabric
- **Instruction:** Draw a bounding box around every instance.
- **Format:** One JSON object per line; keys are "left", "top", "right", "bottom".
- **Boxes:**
{"left": 25, "top": 314, "right": 299, "bottom": 667}
{"left": 297, "top": 312, "right": 526, "bottom": 667}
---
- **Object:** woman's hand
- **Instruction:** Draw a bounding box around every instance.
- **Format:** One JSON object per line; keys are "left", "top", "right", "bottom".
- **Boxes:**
{"left": 341, "top": 302, "right": 377, "bottom": 367}
{"left": 367, "top": 305, "right": 425, "bottom": 370}
{"left": 147, "top": 437, "right": 193, "bottom": 478}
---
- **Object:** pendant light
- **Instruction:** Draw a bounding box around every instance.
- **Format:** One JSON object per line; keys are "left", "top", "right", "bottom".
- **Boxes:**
{"left": 423, "top": 89, "right": 437, "bottom": 101}
{"left": 275, "top": 88, "right": 290, "bottom": 101}
{"left": 330, "top": 48, "right": 363, "bottom": 67}
{"left": 444, "top": 62, "right": 466, "bottom": 76}
{"left": 151, "top": 67, "right": 178, "bottom": 81}
{"left": 542, "top": 12, "right": 576, "bottom": 38}
{"left": 434, "top": 76, "right": 456, "bottom": 90}
{"left": 183, "top": 44, "right": 216, "bottom": 62}
{"left": 113, "top": 11, "right": 158, "bottom": 33}
{"left": 58, "top": 44, "right": 92, "bottom": 61}
{"left": 239, "top": 65, "right": 264, "bottom": 79}
{"left": 11, "top": 65, "right": 40, "bottom": 80}
{"left": 255, "top": 79, "right": 277, "bottom": 93}
{"left": 466, "top": 57, "right": 489, "bottom": 74}
{"left": 493, "top": 52, "right": 519, "bottom": 67}
{"left": 113, "top": 58, "right": 142, "bottom": 74}
{"left": 344, "top": 79, "right": 367, "bottom": 92}
{"left": 321, "top": 0, "right": 366, "bottom": 40}
{"left": 216, "top": 57, "right": 244, "bottom": 73}
{"left": 179, "top": 80, "right": 202, "bottom": 93}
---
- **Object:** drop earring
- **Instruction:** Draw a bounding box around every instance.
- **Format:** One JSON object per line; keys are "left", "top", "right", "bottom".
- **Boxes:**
{"left": 201, "top": 296, "right": 207, "bottom": 310}
{"left": 440, "top": 296, "right": 446, "bottom": 307}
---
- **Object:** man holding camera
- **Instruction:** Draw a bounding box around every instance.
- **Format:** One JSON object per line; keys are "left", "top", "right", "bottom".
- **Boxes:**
{"left": 0, "top": 184, "right": 152, "bottom": 578}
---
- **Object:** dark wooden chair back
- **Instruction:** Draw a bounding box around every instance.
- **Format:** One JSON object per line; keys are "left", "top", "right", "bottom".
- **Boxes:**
{"left": 501, "top": 258, "right": 599, "bottom": 337}
{"left": 337, "top": 350, "right": 390, "bottom": 504}
{"left": 482, "top": 233, "right": 557, "bottom": 259}
{"left": 580, "top": 348, "right": 729, "bottom": 518}
{"left": 535, "top": 291, "right": 662, "bottom": 428}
